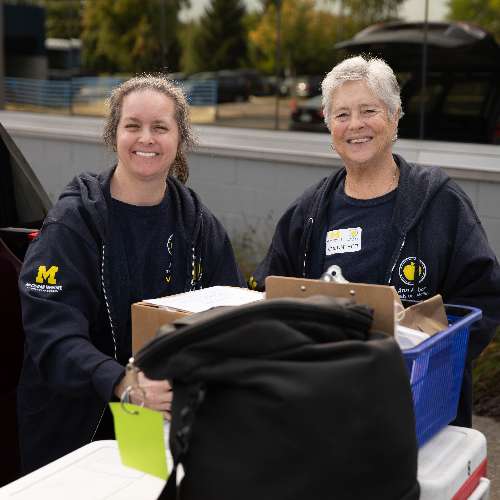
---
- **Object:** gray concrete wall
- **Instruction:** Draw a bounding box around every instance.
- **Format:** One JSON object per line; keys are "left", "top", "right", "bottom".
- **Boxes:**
{"left": 2, "top": 111, "right": 500, "bottom": 263}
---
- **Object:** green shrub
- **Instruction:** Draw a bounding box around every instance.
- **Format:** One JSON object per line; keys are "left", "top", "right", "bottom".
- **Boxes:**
{"left": 473, "top": 326, "right": 500, "bottom": 419}
{"left": 230, "top": 213, "right": 274, "bottom": 281}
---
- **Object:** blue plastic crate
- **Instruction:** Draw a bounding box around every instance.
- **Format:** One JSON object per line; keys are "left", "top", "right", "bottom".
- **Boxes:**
{"left": 402, "top": 304, "right": 482, "bottom": 447}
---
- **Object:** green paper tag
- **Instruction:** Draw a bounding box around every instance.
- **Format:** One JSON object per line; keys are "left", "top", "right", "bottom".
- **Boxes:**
{"left": 109, "top": 402, "right": 168, "bottom": 480}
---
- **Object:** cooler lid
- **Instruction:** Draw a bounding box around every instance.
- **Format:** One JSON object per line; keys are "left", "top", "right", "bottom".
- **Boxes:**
{"left": 418, "top": 426, "right": 487, "bottom": 500}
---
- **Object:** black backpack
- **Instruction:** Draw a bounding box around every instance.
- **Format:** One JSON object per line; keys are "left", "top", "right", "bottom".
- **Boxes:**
{"left": 135, "top": 295, "right": 419, "bottom": 500}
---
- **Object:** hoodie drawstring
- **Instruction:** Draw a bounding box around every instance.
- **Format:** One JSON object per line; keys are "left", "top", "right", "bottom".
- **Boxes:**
{"left": 302, "top": 217, "right": 314, "bottom": 277}
{"left": 190, "top": 212, "right": 204, "bottom": 290}
{"left": 412, "top": 223, "right": 424, "bottom": 299}
{"left": 301, "top": 173, "right": 340, "bottom": 278}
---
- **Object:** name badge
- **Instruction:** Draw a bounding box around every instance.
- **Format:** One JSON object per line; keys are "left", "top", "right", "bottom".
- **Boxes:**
{"left": 326, "top": 227, "right": 362, "bottom": 256}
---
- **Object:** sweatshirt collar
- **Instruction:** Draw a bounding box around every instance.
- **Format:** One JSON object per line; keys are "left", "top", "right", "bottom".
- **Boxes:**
{"left": 60, "top": 167, "right": 204, "bottom": 248}
{"left": 312, "top": 154, "right": 450, "bottom": 237}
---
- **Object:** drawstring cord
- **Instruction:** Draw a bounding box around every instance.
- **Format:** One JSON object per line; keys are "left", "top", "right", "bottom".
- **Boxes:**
{"left": 412, "top": 223, "right": 423, "bottom": 299}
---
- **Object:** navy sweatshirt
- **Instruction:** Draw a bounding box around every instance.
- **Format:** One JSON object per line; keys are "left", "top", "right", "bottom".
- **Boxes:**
{"left": 17, "top": 167, "right": 244, "bottom": 473}
{"left": 253, "top": 154, "right": 500, "bottom": 425}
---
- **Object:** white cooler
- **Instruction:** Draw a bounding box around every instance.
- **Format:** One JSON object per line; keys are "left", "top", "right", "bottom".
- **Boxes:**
{"left": 418, "top": 426, "right": 489, "bottom": 500}
{"left": 0, "top": 440, "right": 165, "bottom": 500}
{"left": 0, "top": 426, "right": 491, "bottom": 499}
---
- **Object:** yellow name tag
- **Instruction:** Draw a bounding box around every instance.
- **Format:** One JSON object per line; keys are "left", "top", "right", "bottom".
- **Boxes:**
{"left": 326, "top": 227, "right": 362, "bottom": 255}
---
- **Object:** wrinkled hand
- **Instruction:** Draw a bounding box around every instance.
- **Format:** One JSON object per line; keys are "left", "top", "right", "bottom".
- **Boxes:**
{"left": 115, "top": 371, "right": 172, "bottom": 420}
{"left": 132, "top": 372, "right": 172, "bottom": 420}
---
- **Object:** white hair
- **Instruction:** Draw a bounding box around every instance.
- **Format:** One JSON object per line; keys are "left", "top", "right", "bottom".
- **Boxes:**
{"left": 321, "top": 55, "right": 403, "bottom": 130}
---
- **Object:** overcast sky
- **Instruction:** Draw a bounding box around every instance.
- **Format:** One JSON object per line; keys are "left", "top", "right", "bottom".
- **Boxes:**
{"left": 180, "top": 0, "right": 448, "bottom": 22}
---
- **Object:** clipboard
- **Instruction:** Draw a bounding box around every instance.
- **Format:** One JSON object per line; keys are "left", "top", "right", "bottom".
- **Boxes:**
{"left": 265, "top": 276, "right": 398, "bottom": 336}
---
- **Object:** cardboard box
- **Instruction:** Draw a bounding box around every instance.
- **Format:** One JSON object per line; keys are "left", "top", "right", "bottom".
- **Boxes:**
{"left": 132, "top": 302, "right": 189, "bottom": 354}
{"left": 399, "top": 294, "right": 448, "bottom": 336}
{"left": 131, "top": 277, "right": 433, "bottom": 354}
{"left": 131, "top": 286, "right": 264, "bottom": 354}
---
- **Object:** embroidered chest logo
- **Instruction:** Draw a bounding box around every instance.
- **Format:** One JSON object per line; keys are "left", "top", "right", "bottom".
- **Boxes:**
{"left": 326, "top": 227, "right": 362, "bottom": 256}
{"left": 36, "top": 265, "right": 59, "bottom": 284}
{"left": 398, "top": 257, "right": 427, "bottom": 286}
{"left": 165, "top": 234, "right": 174, "bottom": 284}
{"left": 248, "top": 276, "right": 258, "bottom": 290}
{"left": 26, "top": 265, "right": 63, "bottom": 293}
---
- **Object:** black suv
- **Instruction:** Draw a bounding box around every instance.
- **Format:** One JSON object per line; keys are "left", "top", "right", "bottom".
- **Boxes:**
{"left": 335, "top": 21, "right": 500, "bottom": 144}
{"left": 0, "top": 124, "right": 51, "bottom": 485}
{"left": 290, "top": 22, "right": 500, "bottom": 143}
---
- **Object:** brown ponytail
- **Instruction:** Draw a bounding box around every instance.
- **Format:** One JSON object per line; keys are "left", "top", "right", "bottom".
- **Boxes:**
{"left": 172, "top": 149, "right": 189, "bottom": 184}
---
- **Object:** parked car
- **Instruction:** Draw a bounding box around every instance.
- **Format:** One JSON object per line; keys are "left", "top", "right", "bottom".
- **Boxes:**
{"left": 289, "top": 69, "right": 500, "bottom": 143}
{"left": 0, "top": 123, "right": 51, "bottom": 486}
{"left": 277, "top": 75, "right": 321, "bottom": 97}
{"left": 334, "top": 21, "right": 500, "bottom": 144}
{"left": 289, "top": 95, "right": 327, "bottom": 132}
{"left": 188, "top": 70, "right": 249, "bottom": 103}
{"left": 294, "top": 75, "right": 323, "bottom": 98}
{"left": 399, "top": 71, "right": 500, "bottom": 144}
{"left": 279, "top": 76, "right": 296, "bottom": 97}
{"left": 233, "top": 68, "right": 272, "bottom": 96}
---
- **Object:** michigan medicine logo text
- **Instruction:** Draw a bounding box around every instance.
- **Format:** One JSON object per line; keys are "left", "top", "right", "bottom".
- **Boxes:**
{"left": 25, "top": 265, "right": 63, "bottom": 294}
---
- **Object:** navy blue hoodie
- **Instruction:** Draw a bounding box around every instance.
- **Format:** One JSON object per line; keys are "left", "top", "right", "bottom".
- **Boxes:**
{"left": 18, "top": 167, "right": 244, "bottom": 472}
{"left": 253, "top": 154, "right": 500, "bottom": 424}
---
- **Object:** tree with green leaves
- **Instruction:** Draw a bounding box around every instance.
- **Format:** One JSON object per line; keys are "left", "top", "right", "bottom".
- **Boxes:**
{"left": 248, "top": 0, "right": 343, "bottom": 76}
{"left": 81, "top": 0, "right": 188, "bottom": 74}
{"left": 447, "top": 0, "right": 500, "bottom": 42}
{"left": 44, "top": 0, "right": 82, "bottom": 39}
{"left": 336, "top": 0, "right": 404, "bottom": 31}
{"left": 190, "top": 0, "right": 248, "bottom": 71}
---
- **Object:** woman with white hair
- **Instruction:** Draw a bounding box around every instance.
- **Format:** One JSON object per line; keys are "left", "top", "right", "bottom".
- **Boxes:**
{"left": 251, "top": 55, "right": 500, "bottom": 427}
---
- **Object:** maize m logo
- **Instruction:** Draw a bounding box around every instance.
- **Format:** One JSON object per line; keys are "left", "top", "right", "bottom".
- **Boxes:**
{"left": 25, "top": 265, "right": 62, "bottom": 294}
{"left": 35, "top": 265, "right": 59, "bottom": 285}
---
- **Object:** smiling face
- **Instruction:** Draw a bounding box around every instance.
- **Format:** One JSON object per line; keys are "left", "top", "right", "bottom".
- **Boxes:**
{"left": 115, "top": 89, "right": 180, "bottom": 183}
{"left": 329, "top": 80, "right": 398, "bottom": 168}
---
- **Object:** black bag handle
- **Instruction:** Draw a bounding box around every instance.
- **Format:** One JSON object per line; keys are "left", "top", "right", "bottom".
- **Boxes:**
{"left": 137, "top": 296, "right": 372, "bottom": 380}
{"left": 157, "top": 306, "right": 232, "bottom": 338}
{"left": 157, "top": 383, "right": 206, "bottom": 500}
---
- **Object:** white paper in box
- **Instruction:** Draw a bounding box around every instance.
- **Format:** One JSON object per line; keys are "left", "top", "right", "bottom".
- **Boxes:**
{"left": 143, "top": 286, "right": 264, "bottom": 313}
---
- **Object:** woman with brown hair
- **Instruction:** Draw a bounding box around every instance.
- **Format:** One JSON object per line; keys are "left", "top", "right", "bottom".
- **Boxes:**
{"left": 17, "top": 75, "right": 244, "bottom": 473}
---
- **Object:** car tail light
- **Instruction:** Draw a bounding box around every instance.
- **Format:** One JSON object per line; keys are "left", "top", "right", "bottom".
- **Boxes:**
{"left": 27, "top": 231, "right": 40, "bottom": 241}
{"left": 289, "top": 98, "right": 297, "bottom": 112}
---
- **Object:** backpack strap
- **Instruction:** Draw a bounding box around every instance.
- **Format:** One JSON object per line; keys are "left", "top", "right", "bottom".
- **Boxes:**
{"left": 157, "top": 469, "right": 178, "bottom": 500}
{"left": 157, "top": 382, "right": 206, "bottom": 500}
